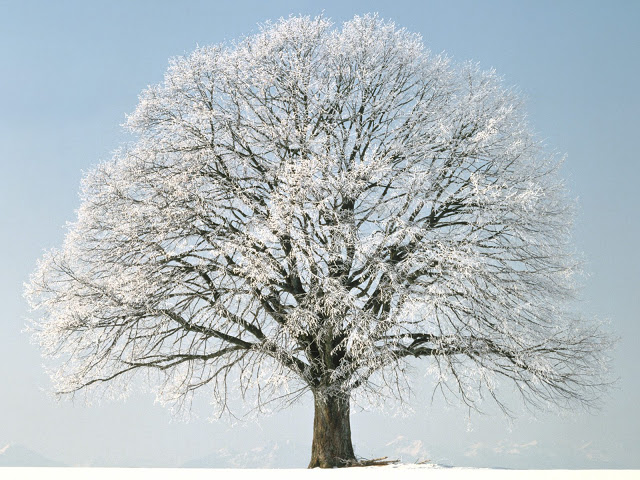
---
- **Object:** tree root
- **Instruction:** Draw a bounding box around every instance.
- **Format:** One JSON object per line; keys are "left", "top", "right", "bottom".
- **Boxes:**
{"left": 344, "top": 456, "right": 400, "bottom": 467}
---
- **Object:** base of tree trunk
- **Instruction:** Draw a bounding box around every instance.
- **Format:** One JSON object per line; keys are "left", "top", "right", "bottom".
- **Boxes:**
{"left": 343, "top": 457, "right": 400, "bottom": 467}
{"left": 307, "top": 392, "right": 356, "bottom": 468}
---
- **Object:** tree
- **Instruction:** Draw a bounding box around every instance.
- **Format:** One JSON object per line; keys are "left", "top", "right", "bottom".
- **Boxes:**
{"left": 26, "top": 14, "right": 612, "bottom": 468}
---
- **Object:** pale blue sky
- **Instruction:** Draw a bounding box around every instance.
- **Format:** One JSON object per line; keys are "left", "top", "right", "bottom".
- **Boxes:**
{"left": 1, "top": 0, "right": 638, "bottom": 468}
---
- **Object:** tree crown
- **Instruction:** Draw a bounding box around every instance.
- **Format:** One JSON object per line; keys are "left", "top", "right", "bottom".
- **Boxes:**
{"left": 26, "top": 14, "right": 612, "bottom": 418}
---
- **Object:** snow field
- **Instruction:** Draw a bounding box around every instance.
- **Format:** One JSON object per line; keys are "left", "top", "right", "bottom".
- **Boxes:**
{"left": 1, "top": 467, "right": 638, "bottom": 480}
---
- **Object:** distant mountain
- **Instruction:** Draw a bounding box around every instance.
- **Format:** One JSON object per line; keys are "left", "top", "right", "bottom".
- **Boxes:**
{"left": 0, "top": 443, "right": 66, "bottom": 467}
{"left": 181, "top": 436, "right": 434, "bottom": 468}
{"left": 381, "top": 435, "right": 432, "bottom": 464}
{"left": 181, "top": 440, "right": 308, "bottom": 468}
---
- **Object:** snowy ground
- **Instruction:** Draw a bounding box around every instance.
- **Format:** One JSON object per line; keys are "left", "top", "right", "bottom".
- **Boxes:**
{"left": 1, "top": 466, "right": 637, "bottom": 480}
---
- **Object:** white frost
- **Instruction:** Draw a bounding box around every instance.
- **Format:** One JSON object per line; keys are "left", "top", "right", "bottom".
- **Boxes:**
{"left": 25, "top": 14, "right": 611, "bottom": 420}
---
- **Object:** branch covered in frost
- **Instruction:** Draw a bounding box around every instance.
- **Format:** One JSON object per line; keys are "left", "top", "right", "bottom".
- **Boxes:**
{"left": 25, "top": 14, "right": 612, "bottom": 417}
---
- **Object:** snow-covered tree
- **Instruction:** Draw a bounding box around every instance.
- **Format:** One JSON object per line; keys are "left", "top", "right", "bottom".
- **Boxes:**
{"left": 26, "top": 15, "right": 612, "bottom": 468}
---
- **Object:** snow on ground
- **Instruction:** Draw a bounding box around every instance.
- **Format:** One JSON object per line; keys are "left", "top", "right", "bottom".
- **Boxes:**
{"left": 1, "top": 466, "right": 637, "bottom": 480}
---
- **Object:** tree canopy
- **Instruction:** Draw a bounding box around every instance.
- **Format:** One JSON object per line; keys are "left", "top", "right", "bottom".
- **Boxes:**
{"left": 26, "top": 14, "right": 612, "bottom": 467}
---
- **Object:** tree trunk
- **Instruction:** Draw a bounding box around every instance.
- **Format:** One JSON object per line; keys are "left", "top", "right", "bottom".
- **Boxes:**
{"left": 308, "top": 391, "right": 356, "bottom": 468}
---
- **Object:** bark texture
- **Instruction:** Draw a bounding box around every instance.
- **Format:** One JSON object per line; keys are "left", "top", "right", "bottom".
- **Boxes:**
{"left": 308, "top": 393, "right": 356, "bottom": 468}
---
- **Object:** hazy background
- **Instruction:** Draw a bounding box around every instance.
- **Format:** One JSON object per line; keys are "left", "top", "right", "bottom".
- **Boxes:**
{"left": 1, "top": 0, "right": 638, "bottom": 469}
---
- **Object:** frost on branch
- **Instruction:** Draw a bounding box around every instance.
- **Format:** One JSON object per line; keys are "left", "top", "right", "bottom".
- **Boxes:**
{"left": 25, "top": 14, "right": 612, "bottom": 419}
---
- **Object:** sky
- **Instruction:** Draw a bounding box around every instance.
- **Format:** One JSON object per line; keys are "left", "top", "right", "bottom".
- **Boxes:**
{"left": 1, "top": 0, "right": 639, "bottom": 469}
